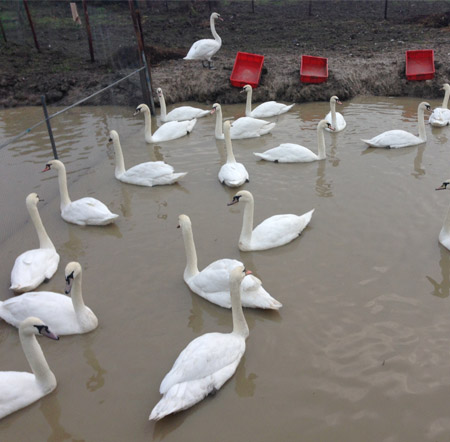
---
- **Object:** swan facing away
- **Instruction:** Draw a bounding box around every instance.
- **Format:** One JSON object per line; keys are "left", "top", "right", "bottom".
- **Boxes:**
{"left": 228, "top": 190, "right": 314, "bottom": 251}
{"left": 0, "top": 317, "right": 58, "bottom": 420}
{"left": 436, "top": 180, "right": 450, "bottom": 250}
{"left": 429, "top": 83, "right": 450, "bottom": 127}
{"left": 109, "top": 130, "right": 187, "bottom": 186}
{"left": 157, "top": 88, "right": 210, "bottom": 122}
{"left": 1, "top": 262, "right": 98, "bottom": 336}
{"left": 134, "top": 103, "right": 197, "bottom": 144}
{"left": 218, "top": 121, "right": 249, "bottom": 187}
{"left": 150, "top": 266, "right": 249, "bottom": 420}
{"left": 43, "top": 160, "right": 119, "bottom": 226}
{"left": 254, "top": 119, "right": 333, "bottom": 163}
{"left": 10, "top": 193, "right": 60, "bottom": 293}
{"left": 178, "top": 214, "right": 281, "bottom": 309}
{"left": 184, "top": 12, "right": 223, "bottom": 69}
{"left": 242, "top": 84, "right": 295, "bottom": 118}
{"left": 362, "top": 101, "right": 431, "bottom": 148}
{"left": 324, "top": 96, "right": 346, "bottom": 132}
{"left": 211, "top": 103, "right": 276, "bottom": 140}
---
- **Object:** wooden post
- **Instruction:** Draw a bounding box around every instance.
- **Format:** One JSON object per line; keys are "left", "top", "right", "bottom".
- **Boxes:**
{"left": 252, "top": 0, "right": 254, "bottom": 13}
{"left": 41, "top": 95, "right": 58, "bottom": 160}
{"left": 384, "top": 0, "right": 388, "bottom": 19}
{"left": 82, "top": 0, "right": 95, "bottom": 62}
{"left": 23, "top": 0, "right": 40, "bottom": 52}
{"left": 308, "top": 0, "right": 312, "bottom": 17}
{"left": 0, "top": 18, "right": 7, "bottom": 42}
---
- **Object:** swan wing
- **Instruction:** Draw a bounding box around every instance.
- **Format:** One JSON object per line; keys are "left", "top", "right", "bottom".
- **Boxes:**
{"left": 230, "top": 117, "right": 276, "bottom": 139}
{"left": 166, "top": 107, "right": 210, "bottom": 122}
{"left": 429, "top": 107, "right": 450, "bottom": 127}
{"left": 240, "top": 275, "right": 282, "bottom": 309}
{"left": 250, "top": 102, "right": 294, "bottom": 118}
{"left": 218, "top": 163, "right": 249, "bottom": 187}
{"left": 325, "top": 111, "right": 347, "bottom": 131}
{"left": 362, "top": 130, "right": 423, "bottom": 148}
{"left": 152, "top": 120, "right": 197, "bottom": 142}
{"left": 254, "top": 143, "right": 319, "bottom": 163}
{"left": 184, "top": 39, "right": 221, "bottom": 60}
{"left": 62, "top": 198, "right": 118, "bottom": 226}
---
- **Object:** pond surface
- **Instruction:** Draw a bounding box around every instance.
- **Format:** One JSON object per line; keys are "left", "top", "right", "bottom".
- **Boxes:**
{"left": 1, "top": 96, "right": 450, "bottom": 441}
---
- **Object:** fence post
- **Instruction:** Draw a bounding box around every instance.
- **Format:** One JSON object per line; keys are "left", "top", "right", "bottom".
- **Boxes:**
{"left": 82, "top": 0, "right": 95, "bottom": 62}
{"left": 41, "top": 95, "right": 58, "bottom": 160}
{"left": 384, "top": 0, "right": 388, "bottom": 19}
{"left": 0, "top": 18, "right": 6, "bottom": 42}
{"left": 23, "top": 0, "right": 40, "bottom": 52}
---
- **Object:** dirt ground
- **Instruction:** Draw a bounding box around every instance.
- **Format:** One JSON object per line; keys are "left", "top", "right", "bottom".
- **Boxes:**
{"left": 1, "top": 1, "right": 450, "bottom": 109}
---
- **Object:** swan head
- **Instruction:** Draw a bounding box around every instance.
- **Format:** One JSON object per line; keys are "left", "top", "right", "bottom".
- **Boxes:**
{"left": 177, "top": 214, "right": 191, "bottom": 230}
{"left": 26, "top": 192, "right": 43, "bottom": 209}
{"left": 108, "top": 130, "right": 119, "bottom": 144}
{"left": 211, "top": 12, "right": 223, "bottom": 21}
{"left": 241, "top": 84, "right": 252, "bottom": 94}
{"left": 330, "top": 96, "right": 342, "bottom": 105}
{"left": 156, "top": 88, "right": 163, "bottom": 99}
{"left": 65, "top": 262, "right": 82, "bottom": 295}
{"left": 419, "top": 102, "right": 432, "bottom": 112}
{"left": 318, "top": 119, "right": 334, "bottom": 131}
{"left": 211, "top": 103, "right": 221, "bottom": 115}
{"left": 42, "top": 159, "right": 64, "bottom": 173}
{"left": 227, "top": 190, "right": 253, "bottom": 206}
{"left": 436, "top": 180, "right": 450, "bottom": 191}
{"left": 20, "top": 317, "right": 59, "bottom": 340}
{"left": 134, "top": 104, "right": 150, "bottom": 116}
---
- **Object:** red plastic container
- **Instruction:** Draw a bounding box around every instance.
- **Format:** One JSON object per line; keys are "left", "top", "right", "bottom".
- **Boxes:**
{"left": 405, "top": 49, "right": 435, "bottom": 80}
{"left": 230, "top": 52, "right": 265, "bottom": 88}
{"left": 300, "top": 55, "right": 328, "bottom": 83}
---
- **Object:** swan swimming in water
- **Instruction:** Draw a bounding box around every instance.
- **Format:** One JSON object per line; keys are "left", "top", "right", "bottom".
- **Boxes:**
{"left": 429, "top": 83, "right": 450, "bottom": 127}
{"left": 157, "top": 88, "right": 210, "bottom": 122}
{"left": 324, "top": 96, "right": 346, "bottom": 132}
{"left": 184, "top": 12, "right": 223, "bottom": 69}
{"left": 241, "top": 84, "right": 295, "bottom": 118}
{"left": 436, "top": 179, "right": 450, "bottom": 250}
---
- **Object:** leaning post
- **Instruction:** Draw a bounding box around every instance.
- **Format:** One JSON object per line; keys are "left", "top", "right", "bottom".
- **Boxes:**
{"left": 41, "top": 95, "right": 58, "bottom": 160}
{"left": 82, "top": 0, "right": 95, "bottom": 62}
{"left": 23, "top": 0, "right": 40, "bottom": 52}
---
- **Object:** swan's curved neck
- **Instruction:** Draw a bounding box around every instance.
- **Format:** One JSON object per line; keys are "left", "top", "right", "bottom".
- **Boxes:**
{"left": 159, "top": 93, "right": 167, "bottom": 120}
{"left": 418, "top": 106, "right": 427, "bottom": 141}
{"left": 143, "top": 109, "right": 153, "bottom": 141}
{"left": 210, "top": 16, "right": 221, "bottom": 44}
{"left": 214, "top": 108, "right": 224, "bottom": 139}
{"left": 181, "top": 223, "right": 199, "bottom": 280}
{"left": 330, "top": 100, "right": 337, "bottom": 128}
{"left": 28, "top": 204, "right": 55, "bottom": 250}
{"left": 71, "top": 273, "right": 87, "bottom": 322}
{"left": 224, "top": 130, "right": 236, "bottom": 163}
{"left": 55, "top": 166, "right": 71, "bottom": 209}
{"left": 317, "top": 125, "right": 327, "bottom": 160}
{"left": 19, "top": 331, "right": 56, "bottom": 391}
{"left": 231, "top": 277, "right": 248, "bottom": 338}
{"left": 239, "top": 198, "right": 254, "bottom": 248}
{"left": 112, "top": 137, "right": 126, "bottom": 177}
{"left": 442, "top": 204, "right": 450, "bottom": 238}
{"left": 245, "top": 89, "right": 253, "bottom": 116}
{"left": 443, "top": 88, "right": 450, "bottom": 109}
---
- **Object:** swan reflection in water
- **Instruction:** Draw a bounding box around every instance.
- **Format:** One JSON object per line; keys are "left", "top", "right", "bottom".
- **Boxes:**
{"left": 427, "top": 247, "right": 450, "bottom": 298}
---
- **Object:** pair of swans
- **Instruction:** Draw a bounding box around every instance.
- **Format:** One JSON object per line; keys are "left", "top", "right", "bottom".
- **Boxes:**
{"left": 218, "top": 121, "right": 249, "bottom": 187}
{"left": 178, "top": 214, "right": 281, "bottom": 309}
{"left": 134, "top": 103, "right": 197, "bottom": 143}
{"left": 212, "top": 103, "right": 275, "bottom": 140}
{"left": 241, "top": 84, "right": 295, "bottom": 118}
{"left": 429, "top": 83, "right": 450, "bottom": 127}
{"left": 254, "top": 119, "right": 333, "bottom": 163}
{"left": 2, "top": 262, "right": 98, "bottom": 335}
{"left": 184, "top": 12, "right": 222, "bottom": 69}
{"left": 228, "top": 190, "right": 314, "bottom": 251}
{"left": 10, "top": 193, "right": 60, "bottom": 293}
{"left": 157, "top": 88, "right": 210, "bottom": 122}
{"left": 0, "top": 317, "right": 58, "bottom": 420}
{"left": 325, "top": 96, "right": 346, "bottom": 132}
{"left": 150, "top": 266, "right": 248, "bottom": 420}
{"left": 109, "top": 130, "right": 187, "bottom": 186}
{"left": 362, "top": 101, "right": 431, "bottom": 148}
{"left": 43, "top": 159, "right": 119, "bottom": 226}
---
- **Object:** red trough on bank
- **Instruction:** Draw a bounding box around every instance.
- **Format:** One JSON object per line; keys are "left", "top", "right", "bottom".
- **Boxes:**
{"left": 230, "top": 52, "right": 265, "bottom": 88}
{"left": 300, "top": 55, "right": 328, "bottom": 84}
{"left": 405, "top": 49, "right": 435, "bottom": 81}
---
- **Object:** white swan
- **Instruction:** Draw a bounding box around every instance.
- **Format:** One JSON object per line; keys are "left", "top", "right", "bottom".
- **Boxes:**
{"left": 218, "top": 121, "right": 249, "bottom": 187}
{"left": 134, "top": 103, "right": 197, "bottom": 143}
{"left": 0, "top": 317, "right": 59, "bottom": 420}
{"left": 254, "top": 119, "right": 333, "bottom": 163}
{"left": 178, "top": 214, "right": 281, "bottom": 309}
{"left": 157, "top": 88, "right": 210, "bottom": 122}
{"left": 150, "top": 265, "right": 249, "bottom": 420}
{"left": 436, "top": 179, "right": 450, "bottom": 250}
{"left": 228, "top": 190, "right": 314, "bottom": 251}
{"left": 211, "top": 103, "right": 276, "bottom": 140}
{"left": 10, "top": 193, "right": 60, "bottom": 293}
{"left": 109, "top": 130, "right": 187, "bottom": 186}
{"left": 43, "top": 159, "right": 119, "bottom": 226}
{"left": 429, "top": 83, "right": 450, "bottom": 127}
{"left": 1, "top": 262, "right": 98, "bottom": 336}
{"left": 242, "top": 84, "right": 294, "bottom": 118}
{"left": 183, "top": 12, "right": 223, "bottom": 69}
{"left": 324, "top": 96, "right": 346, "bottom": 132}
{"left": 362, "top": 101, "right": 431, "bottom": 148}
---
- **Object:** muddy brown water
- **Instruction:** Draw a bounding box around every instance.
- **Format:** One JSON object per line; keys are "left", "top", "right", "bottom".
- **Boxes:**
{"left": 1, "top": 97, "right": 450, "bottom": 441}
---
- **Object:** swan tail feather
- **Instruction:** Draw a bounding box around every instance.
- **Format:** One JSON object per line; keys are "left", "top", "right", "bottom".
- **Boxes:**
{"left": 187, "top": 119, "right": 197, "bottom": 133}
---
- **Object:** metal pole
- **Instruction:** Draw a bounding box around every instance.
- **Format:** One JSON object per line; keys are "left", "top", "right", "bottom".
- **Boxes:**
{"left": 252, "top": 0, "right": 254, "bottom": 13}
{"left": 308, "top": 0, "right": 312, "bottom": 17}
{"left": 142, "top": 51, "right": 156, "bottom": 115}
{"left": 82, "top": 0, "right": 95, "bottom": 62}
{"left": 23, "top": 0, "right": 40, "bottom": 52}
{"left": 384, "top": 0, "right": 388, "bottom": 19}
{"left": 0, "top": 19, "right": 7, "bottom": 42}
{"left": 41, "top": 95, "right": 58, "bottom": 160}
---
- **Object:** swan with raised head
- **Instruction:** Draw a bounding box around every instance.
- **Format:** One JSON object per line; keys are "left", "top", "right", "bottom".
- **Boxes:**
{"left": 0, "top": 317, "right": 59, "bottom": 420}
{"left": 178, "top": 214, "right": 281, "bottom": 309}
{"left": 211, "top": 103, "right": 275, "bottom": 140}
{"left": 218, "top": 121, "right": 249, "bottom": 187}
{"left": 183, "top": 12, "right": 223, "bottom": 69}
{"left": 362, "top": 101, "right": 431, "bottom": 148}
{"left": 254, "top": 119, "right": 334, "bottom": 163}
{"left": 1, "top": 262, "right": 98, "bottom": 335}
{"left": 10, "top": 193, "right": 60, "bottom": 293}
{"left": 228, "top": 190, "right": 314, "bottom": 251}
{"left": 42, "top": 159, "right": 119, "bottom": 226}
{"left": 157, "top": 88, "right": 209, "bottom": 122}
{"left": 108, "top": 130, "right": 187, "bottom": 186}
{"left": 429, "top": 83, "right": 450, "bottom": 127}
{"left": 150, "top": 266, "right": 249, "bottom": 420}
{"left": 436, "top": 179, "right": 450, "bottom": 250}
{"left": 324, "top": 96, "right": 346, "bottom": 132}
{"left": 134, "top": 103, "right": 197, "bottom": 143}
{"left": 242, "top": 84, "right": 294, "bottom": 118}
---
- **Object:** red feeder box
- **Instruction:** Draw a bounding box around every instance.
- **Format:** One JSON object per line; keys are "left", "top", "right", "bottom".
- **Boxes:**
{"left": 230, "top": 51, "right": 265, "bottom": 88}
{"left": 300, "top": 55, "right": 328, "bottom": 84}
{"left": 405, "top": 49, "right": 435, "bottom": 81}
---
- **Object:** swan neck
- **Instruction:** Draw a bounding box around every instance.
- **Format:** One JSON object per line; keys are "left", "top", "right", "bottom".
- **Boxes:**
{"left": 28, "top": 204, "right": 54, "bottom": 250}
{"left": 143, "top": 108, "right": 153, "bottom": 140}
{"left": 330, "top": 101, "right": 337, "bottom": 127}
{"left": 215, "top": 107, "right": 223, "bottom": 138}
{"left": 159, "top": 93, "right": 167, "bottom": 120}
{"left": 231, "top": 278, "right": 248, "bottom": 338}
{"left": 239, "top": 198, "right": 254, "bottom": 247}
{"left": 224, "top": 129, "right": 236, "bottom": 163}
{"left": 112, "top": 137, "right": 126, "bottom": 177}
{"left": 443, "top": 204, "right": 450, "bottom": 237}
{"left": 418, "top": 106, "right": 426, "bottom": 141}
{"left": 317, "top": 125, "right": 327, "bottom": 159}
{"left": 19, "top": 330, "right": 56, "bottom": 390}
{"left": 181, "top": 223, "right": 199, "bottom": 279}
{"left": 71, "top": 273, "right": 86, "bottom": 320}
{"left": 443, "top": 88, "right": 450, "bottom": 109}
{"left": 210, "top": 16, "right": 221, "bottom": 43}
{"left": 56, "top": 165, "right": 71, "bottom": 209}
{"left": 245, "top": 89, "right": 253, "bottom": 116}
